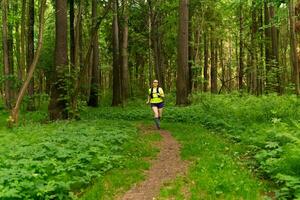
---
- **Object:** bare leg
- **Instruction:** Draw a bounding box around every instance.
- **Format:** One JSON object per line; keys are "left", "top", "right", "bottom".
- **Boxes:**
{"left": 158, "top": 108, "right": 163, "bottom": 119}
{"left": 152, "top": 106, "right": 159, "bottom": 118}
{"left": 152, "top": 106, "right": 160, "bottom": 129}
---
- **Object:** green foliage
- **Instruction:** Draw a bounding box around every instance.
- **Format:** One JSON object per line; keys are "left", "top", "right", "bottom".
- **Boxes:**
{"left": 0, "top": 120, "right": 139, "bottom": 199}
{"left": 88, "top": 93, "right": 300, "bottom": 198}
{"left": 158, "top": 123, "right": 271, "bottom": 200}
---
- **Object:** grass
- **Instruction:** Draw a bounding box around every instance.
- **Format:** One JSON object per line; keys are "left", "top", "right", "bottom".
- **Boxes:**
{"left": 80, "top": 125, "right": 162, "bottom": 200}
{"left": 158, "top": 123, "right": 274, "bottom": 200}
{"left": 0, "top": 117, "right": 161, "bottom": 199}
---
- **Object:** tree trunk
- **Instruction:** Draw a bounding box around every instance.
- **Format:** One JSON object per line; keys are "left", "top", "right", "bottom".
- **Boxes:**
{"left": 70, "top": 0, "right": 75, "bottom": 69}
{"left": 88, "top": 0, "right": 100, "bottom": 107}
{"left": 239, "top": 1, "right": 244, "bottom": 91}
{"left": 2, "top": 0, "right": 13, "bottom": 109}
{"left": 176, "top": 0, "right": 189, "bottom": 105}
{"left": 289, "top": 0, "right": 300, "bottom": 95}
{"left": 112, "top": 0, "right": 122, "bottom": 106}
{"left": 10, "top": 0, "right": 47, "bottom": 125}
{"left": 203, "top": 32, "right": 209, "bottom": 92}
{"left": 20, "top": 0, "right": 26, "bottom": 81}
{"left": 48, "top": 0, "right": 69, "bottom": 120}
{"left": 27, "top": 0, "right": 35, "bottom": 111}
{"left": 121, "top": 0, "right": 129, "bottom": 101}
{"left": 251, "top": 1, "right": 258, "bottom": 95}
{"left": 210, "top": 37, "right": 217, "bottom": 93}
{"left": 188, "top": 9, "right": 193, "bottom": 94}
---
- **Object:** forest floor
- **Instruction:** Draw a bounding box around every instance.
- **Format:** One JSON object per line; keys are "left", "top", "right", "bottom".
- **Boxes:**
{"left": 119, "top": 125, "right": 189, "bottom": 200}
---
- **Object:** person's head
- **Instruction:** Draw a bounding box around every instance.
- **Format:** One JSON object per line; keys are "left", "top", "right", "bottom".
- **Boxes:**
{"left": 152, "top": 80, "right": 159, "bottom": 87}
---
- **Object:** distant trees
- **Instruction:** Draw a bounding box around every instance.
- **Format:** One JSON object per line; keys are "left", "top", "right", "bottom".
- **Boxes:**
{"left": 1, "top": 0, "right": 300, "bottom": 123}
{"left": 176, "top": 0, "right": 189, "bottom": 105}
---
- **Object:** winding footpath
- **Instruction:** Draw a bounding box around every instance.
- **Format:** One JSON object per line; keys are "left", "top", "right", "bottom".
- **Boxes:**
{"left": 120, "top": 126, "right": 188, "bottom": 200}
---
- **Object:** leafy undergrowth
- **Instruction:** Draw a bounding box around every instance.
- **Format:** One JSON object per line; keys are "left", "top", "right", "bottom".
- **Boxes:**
{"left": 0, "top": 119, "right": 159, "bottom": 199}
{"left": 158, "top": 123, "right": 273, "bottom": 200}
{"left": 84, "top": 93, "right": 300, "bottom": 199}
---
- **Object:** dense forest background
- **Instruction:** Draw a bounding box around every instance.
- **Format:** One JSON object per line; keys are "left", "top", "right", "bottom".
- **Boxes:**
{"left": 1, "top": 0, "right": 300, "bottom": 122}
{"left": 1, "top": 0, "right": 300, "bottom": 199}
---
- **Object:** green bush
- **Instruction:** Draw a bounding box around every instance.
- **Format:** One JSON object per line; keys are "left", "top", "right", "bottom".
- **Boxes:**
{"left": 85, "top": 93, "right": 300, "bottom": 199}
{"left": 0, "top": 120, "right": 136, "bottom": 199}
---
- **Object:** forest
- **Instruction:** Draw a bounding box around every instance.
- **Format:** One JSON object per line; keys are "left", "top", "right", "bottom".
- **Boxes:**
{"left": 0, "top": 0, "right": 299, "bottom": 199}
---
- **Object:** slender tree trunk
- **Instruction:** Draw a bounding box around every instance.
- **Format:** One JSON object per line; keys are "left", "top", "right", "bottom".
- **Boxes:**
{"left": 70, "top": 0, "right": 75, "bottom": 68}
{"left": 176, "top": 0, "right": 189, "bottom": 105}
{"left": 88, "top": 0, "right": 100, "bottom": 107}
{"left": 148, "top": 1, "right": 152, "bottom": 86}
{"left": 151, "top": 13, "right": 165, "bottom": 89}
{"left": 10, "top": 0, "right": 47, "bottom": 124}
{"left": 251, "top": 1, "right": 258, "bottom": 95}
{"left": 239, "top": 1, "right": 244, "bottom": 91}
{"left": 20, "top": 0, "right": 26, "bottom": 81}
{"left": 188, "top": 9, "right": 193, "bottom": 94}
{"left": 48, "top": 0, "right": 69, "bottom": 120}
{"left": 210, "top": 36, "right": 217, "bottom": 93}
{"left": 27, "top": 0, "right": 35, "bottom": 111}
{"left": 289, "top": 0, "right": 300, "bottom": 95}
{"left": 2, "top": 0, "right": 13, "bottom": 109}
{"left": 121, "top": 0, "right": 129, "bottom": 101}
{"left": 112, "top": 0, "right": 122, "bottom": 106}
{"left": 203, "top": 32, "right": 209, "bottom": 92}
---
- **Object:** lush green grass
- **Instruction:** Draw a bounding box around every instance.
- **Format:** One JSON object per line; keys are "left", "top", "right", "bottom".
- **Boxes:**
{"left": 0, "top": 118, "right": 160, "bottom": 199}
{"left": 157, "top": 123, "right": 273, "bottom": 200}
{"left": 0, "top": 93, "right": 299, "bottom": 199}
{"left": 80, "top": 127, "right": 162, "bottom": 200}
{"left": 84, "top": 93, "right": 300, "bottom": 199}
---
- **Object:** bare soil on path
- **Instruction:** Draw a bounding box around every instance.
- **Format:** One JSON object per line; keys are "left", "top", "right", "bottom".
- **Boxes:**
{"left": 119, "top": 126, "right": 188, "bottom": 200}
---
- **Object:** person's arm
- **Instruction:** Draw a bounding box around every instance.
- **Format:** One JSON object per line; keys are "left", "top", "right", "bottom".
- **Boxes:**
{"left": 159, "top": 88, "right": 165, "bottom": 98}
{"left": 146, "top": 89, "right": 151, "bottom": 104}
{"left": 146, "top": 95, "right": 150, "bottom": 104}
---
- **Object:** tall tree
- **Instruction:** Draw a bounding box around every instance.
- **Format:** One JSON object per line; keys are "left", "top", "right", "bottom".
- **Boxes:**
{"left": 10, "top": 0, "right": 47, "bottom": 124}
{"left": 250, "top": 0, "right": 258, "bottom": 95}
{"left": 70, "top": 0, "right": 75, "bottom": 68}
{"left": 176, "top": 0, "right": 189, "bottom": 105}
{"left": 88, "top": 0, "right": 100, "bottom": 107}
{"left": 2, "top": 0, "right": 13, "bottom": 109}
{"left": 210, "top": 37, "right": 218, "bottom": 93}
{"left": 112, "top": 0, "right": 122, "bottom": 106}
{"left": 48, "top": 0, "right": 69, "bottom": 120}
{"left": 120, "top": 0, "right": 129, "bottom": 101}
{"left": 203, "top": 32, "right": 209, "bottom": 92}
{"left": 238, "top": 1, "right": 244, "bottom": 91}
{"left": 27, "top": 0, "right": 35, "bottom": 111}
{"left": 289, "top": 0, "right": 300, "bottom": 95}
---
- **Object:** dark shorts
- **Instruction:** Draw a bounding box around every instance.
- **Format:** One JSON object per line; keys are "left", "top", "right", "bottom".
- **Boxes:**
{"left": 151, "top": 102, "right": 164, "bottom": 109}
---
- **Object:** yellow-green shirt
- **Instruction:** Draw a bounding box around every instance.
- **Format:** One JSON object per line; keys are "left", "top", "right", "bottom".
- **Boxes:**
{"left": 149, "top": 87, "right": 164, "bottom": 103}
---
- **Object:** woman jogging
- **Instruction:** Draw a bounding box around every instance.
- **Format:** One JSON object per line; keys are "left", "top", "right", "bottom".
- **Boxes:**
{"left": 146, "top": 80, "right": 165, "bottom": 129}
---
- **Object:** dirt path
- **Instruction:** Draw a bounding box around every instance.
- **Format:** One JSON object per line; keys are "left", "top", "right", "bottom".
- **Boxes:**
{"left": 120, "top": 126, "right": 188, "bottom": 200}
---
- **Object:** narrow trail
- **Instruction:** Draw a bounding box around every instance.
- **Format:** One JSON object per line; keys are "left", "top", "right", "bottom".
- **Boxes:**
{"left": 119, "top": 126, "right": 188, "bottom": 200}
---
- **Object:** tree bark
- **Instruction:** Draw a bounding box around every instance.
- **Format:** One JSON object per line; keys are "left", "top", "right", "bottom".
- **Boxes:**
{"left": 210, "top": 36, "right": 217, "bottom": 93}
{"left": 20, "top": 0, "right": 26, "bottom": 81}
{"left": 120, "top": 0, "right": 129, "bottom": 101}
{"left": 112, "top": 0, "right": 122, "bottom": 106}
{"left": 88, "top": 0, "right": 100, "bottom": 107}
{"left": 27, "top": 0, "right": 35, "bottom": 111}
{"left": 10, "top": 0, "right": 47, "bottom": 125}
{"left": 70, "top": 0, "right": 75, "bottom": 69}
{"left": 251, "top": 1, "right": 258, "bottom": 95}
{"left": 176, "top": 0, "right": 189, "bottom": 105}
{"left": 2, "top": 0, "right": 13, "bottom": 109}
{"left": 48, "top": 0, "right": 69, "bottom": 120}
{"left": 289, "top": 0, "right": 300, "bottom": 95}
{"left": 239, "top": 1, "right": 244, "bottom": 91}
{"left": 203, "top": 32, "right": 209, "bottom": 92}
